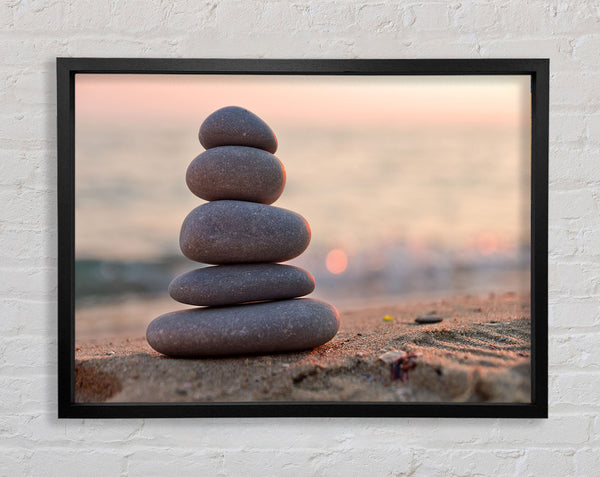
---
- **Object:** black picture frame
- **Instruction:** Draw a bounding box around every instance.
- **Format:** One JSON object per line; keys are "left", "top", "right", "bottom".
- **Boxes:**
{"left": 57, "top": 58, "right": 548, "bottom": 419}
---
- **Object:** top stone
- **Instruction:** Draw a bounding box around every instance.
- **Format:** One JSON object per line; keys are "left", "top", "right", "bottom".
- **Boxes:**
{"left": 199, "top": 106, "right": 278, "bottom": 153}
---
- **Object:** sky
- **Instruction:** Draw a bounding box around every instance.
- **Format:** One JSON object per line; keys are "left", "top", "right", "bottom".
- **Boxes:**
{"left": 74, "top": 73, "right": 531, "bottom": 264}
{"left": 76, "top": 74, "right": 530, "bottom": 128}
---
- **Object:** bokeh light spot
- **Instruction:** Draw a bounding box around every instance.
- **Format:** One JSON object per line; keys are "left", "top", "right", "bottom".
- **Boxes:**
{"left": 477, "top": 232, "right": 499, "bottom": 256}
{"left": 326, "top": 249, "right": 348, "bottom": 274}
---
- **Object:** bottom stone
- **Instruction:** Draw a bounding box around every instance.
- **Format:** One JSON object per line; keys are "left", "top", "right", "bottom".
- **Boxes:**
{"left": 146, "top": 298, "right": 340, "bottom": 357}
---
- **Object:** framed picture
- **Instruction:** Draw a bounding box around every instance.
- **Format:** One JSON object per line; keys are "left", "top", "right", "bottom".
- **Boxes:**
{"left": 58, "top": 58, "right": 548, "bottom": 418}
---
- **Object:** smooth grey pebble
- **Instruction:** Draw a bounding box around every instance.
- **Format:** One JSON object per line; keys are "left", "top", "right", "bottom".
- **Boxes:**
{"left": 199, "top": 106, "right": 278, "bottom": 153}
{"left": 186, "top": 146, "right": 285, "bottom": 204}
{"left": 179, "top": 200, "right": 310, "bottom": 264}
{"left": 415, "top": 316, "right": 444, "bottom": 324}
{"left": 169, "top": 263, "right": 315, "bottom": 306}
{"left": 146, "top": 298, "right": 340, "bottom": 357}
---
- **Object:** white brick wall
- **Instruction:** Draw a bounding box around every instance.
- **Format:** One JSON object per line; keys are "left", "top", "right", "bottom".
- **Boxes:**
{"left": 1, "top": 1, "right": 598, "bottom": 475}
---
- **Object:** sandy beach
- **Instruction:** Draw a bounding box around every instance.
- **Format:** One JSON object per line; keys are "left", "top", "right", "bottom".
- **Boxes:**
{"left": 75, "top": 292, "right": 530, "bottom": 403}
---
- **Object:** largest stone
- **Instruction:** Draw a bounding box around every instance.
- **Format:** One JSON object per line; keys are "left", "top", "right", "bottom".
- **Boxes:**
{"left": 146, "top": 298, "right": 340, "bottom": 357}
{"left": 180, "top": 200, "right": 311, "bottom": 264}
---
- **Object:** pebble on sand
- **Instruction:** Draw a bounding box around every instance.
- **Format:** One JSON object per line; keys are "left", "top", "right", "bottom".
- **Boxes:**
{"left": 415, "top": 316, "right": 444, "bottom": 324}
{"left": 146, "top": 298, "right": 340, "bottom": 357}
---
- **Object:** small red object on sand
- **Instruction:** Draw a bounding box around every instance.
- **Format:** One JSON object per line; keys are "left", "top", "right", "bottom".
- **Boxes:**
{"left": 390, "top": 352, "right": 418, "bottom": 382}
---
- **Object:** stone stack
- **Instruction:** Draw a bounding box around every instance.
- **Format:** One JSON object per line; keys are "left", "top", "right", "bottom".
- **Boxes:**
{"left": 146, "top": 106, "right": 340, "bottom": 357}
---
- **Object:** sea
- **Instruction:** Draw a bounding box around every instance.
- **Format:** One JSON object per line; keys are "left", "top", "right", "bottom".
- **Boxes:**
{"left": 75, "top": 121, "right": 531, "bottom": 312}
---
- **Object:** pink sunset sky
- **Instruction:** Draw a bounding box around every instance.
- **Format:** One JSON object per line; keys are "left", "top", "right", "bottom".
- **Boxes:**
{"left": 76, "top": 74, "right": 530, "bottom": 128}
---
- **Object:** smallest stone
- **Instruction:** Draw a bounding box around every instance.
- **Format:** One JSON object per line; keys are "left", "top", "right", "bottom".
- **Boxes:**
{"left": 199, "top": 106, "right": 278, "bottom": 153}
{"left": 415, "top": 316, "right": 443, "bottom": 324}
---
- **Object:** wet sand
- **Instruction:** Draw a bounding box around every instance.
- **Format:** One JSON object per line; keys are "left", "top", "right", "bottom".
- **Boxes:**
{"left": 75, "top": 292, "right": 530, "bottom": 403}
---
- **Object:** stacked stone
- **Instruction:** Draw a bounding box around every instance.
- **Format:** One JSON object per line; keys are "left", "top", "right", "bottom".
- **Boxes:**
{"left": 146, "top": 106, "right": 340, "bottom": 357}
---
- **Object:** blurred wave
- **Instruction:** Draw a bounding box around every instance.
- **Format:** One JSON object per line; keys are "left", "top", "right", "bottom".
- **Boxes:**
{"left": 76, "top": 241, "right": 529, "bottom": 310}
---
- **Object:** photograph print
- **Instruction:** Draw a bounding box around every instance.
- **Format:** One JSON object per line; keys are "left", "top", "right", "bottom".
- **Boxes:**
{"left": 61, "top": 59, "right": 545, "bottom": 416}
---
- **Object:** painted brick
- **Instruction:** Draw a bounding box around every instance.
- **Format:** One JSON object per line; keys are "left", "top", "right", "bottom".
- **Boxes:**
{"left": 549, "top": 297, "right": 600, "bottom": 328}
{"left": 573, "top": 34, "right": 600, "bottom": 65}
{"left": 220, "top": 447, "right": 416, "bottom": 476}
{"left": 592, "top": 415, "right": 600, "bottom": 445}
{"left": 126, "top": 449, "right": 225, "bottom": 477}
{"left": 550, "top": 332, "right": 600, "bottom": 369}
{"left": 412, "top": 448, "right": 523, "bottom": 477}
{"left": 550, "top": 145, "right": 600, "bottom": 185}
{"left": 356, "top": 3, "right": 403, "bottom": 33}
{"left": 479, "top": 36, "right": 575, "bottom": 71}
{"left": 2, "top": 298, "right": 56, "bottom": 336}
{"left": 551, "top": 113, "right": 587, "bottom": 144}
{"left": 452, "top": 2, "right": 501, "bottom": 34}
{"left": 102, "top": 1, "right": 164, "bottom": 32}
{"left": 587, "top": 113, "right": 600, "bottom": 143}
{"left": 582, "top": 226, "right": 600, "bottom": 256}
{"left": 575, "top": 448, "right": 600, "bottom": 476}
{"left": 0, "top": 376, "right": 48, "bottom": 414}
{"left": 492, "top": 415, "right": 590, "bottom": 446}
{"left": 551, "top": 373, "right": 600, "bottom": 408}
{"left": 552, "top": 71, "right": 600, "bottom": 106}
{"left": 548, "top": 261, "right": 600, "bottom": 297}
{"left": 520, "top": 448, "right": 578, "bottom": 476}
{"left": 398, "top": 38, "right": 482, "bottom": 57}
{"left": 0, "top": 336, "right": 57, "bottom": 375}
{"left": 549, "top": 189, "right": 598, "bottom": 220}
{"left": 548, "top": 226, "right": 582, "bottom": 257}
{"left": 63, "top": 1, "right": 123, "bottom": 31}
{"left": 307, "top": 2, "right": 357, "bottom": 30}
{"left": 11, "top": 0, "right": 67, "bottom": 32}
{"left": 0, "top": 449, "right": 33, "bottom": 477}
{"left": 0, "top": 267, "right": 57, "bottom": 300}
{"left": 30, "top": 450, "right": 123, "bottom": 477}
{"left": 0, "top": 0, "right": 600, "bottom": 475}
{"left": 62, "top": 419, "right": 146, "bottom": 444}
{"left": 409, "top": 3, "right": 454, "bottom": 31}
